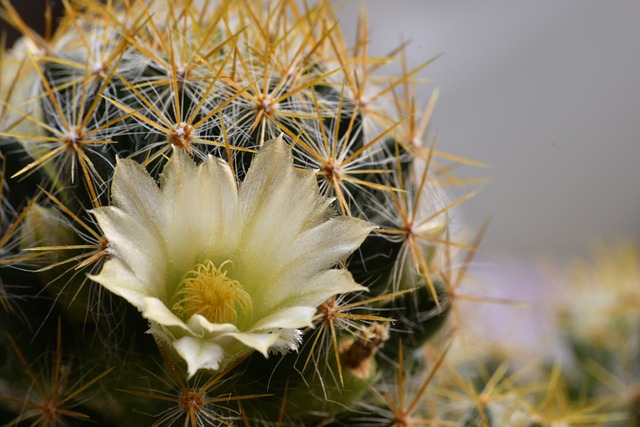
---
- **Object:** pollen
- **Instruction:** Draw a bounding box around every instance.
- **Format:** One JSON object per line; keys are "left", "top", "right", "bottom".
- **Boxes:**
{"left": 172, "top": 260, "right": 253, "bottom": 326}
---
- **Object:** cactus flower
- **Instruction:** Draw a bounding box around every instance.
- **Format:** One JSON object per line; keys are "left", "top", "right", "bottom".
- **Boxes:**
{"left": 89, "top": 137, "right": 373, "bottom": 377}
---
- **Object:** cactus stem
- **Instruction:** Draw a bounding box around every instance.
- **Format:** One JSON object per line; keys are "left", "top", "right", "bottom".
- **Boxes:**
{"left": 0, "top": 318, "right": 113, "bottom": 425}
{"left": 125, "top": 345, "right": 267, "bottom": 426}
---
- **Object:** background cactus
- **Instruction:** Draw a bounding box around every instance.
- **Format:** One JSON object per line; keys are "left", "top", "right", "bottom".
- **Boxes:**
{"left": 551, "top": 242, "right": 640, "bottom": 426}
{"left": 0, "top": 1, "right": 631, "bottom": 426}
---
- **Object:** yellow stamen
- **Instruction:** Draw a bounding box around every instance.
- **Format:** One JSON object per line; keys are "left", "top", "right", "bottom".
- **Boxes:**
{"left": 172, "top": 260, "right": 253, "bottom": 326}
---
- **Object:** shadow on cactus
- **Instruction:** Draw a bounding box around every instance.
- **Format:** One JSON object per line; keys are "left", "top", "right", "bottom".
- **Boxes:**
{"left": 0, "top": 0, "right": 485, "bottom": 425}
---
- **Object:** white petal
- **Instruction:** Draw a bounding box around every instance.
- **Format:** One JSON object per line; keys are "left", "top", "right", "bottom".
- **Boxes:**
{"left": 111, "top": 157, "right": 164, "bottom": 235}
{"left": 269, "top": 329, "right": 303, "bottom": 355}
{"left": 250, "top": 306, "right": 316, "bottom": 331}
{"left": 237, "top": 137, "right": 327, "bottom": 280}
{"left": 227, "top": 331, "right": 280, "bottom": 357}
{"left": 141, "top": 297, "right": 190, "bottom": 332}
{"left": 91, "top": 207, "right": 166, "bottom": 295}
{"left": 276, "top": 269, "right": 366, "bottom": 309}
{"left": 89, "top": 258, "right": 151, "bottom": 309}
{"left": 199, "top": 155, "right": 240, "bottom": 253}
{"left": 173, "top": 336, "right": 224, "bottom": 378}
{"left": 284, "top": 216, "right": 375, "bottom": 277}
{"left": 160, "top": 149, "right": 240, "bottom": 271}
{"left": 186, "top": 314, "right": 241, "bottom": 335}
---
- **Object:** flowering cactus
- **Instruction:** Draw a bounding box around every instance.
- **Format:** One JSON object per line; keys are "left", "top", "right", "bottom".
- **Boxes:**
{"left": 0, "top": 0, "right": 484, "bottom": 425}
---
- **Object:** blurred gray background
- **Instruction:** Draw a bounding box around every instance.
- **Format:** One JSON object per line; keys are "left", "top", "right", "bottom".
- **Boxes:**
{"left": 334, "top": 1, "right": 640, "bottom": 354}
{"left": 337, "top": 0, "right": 640, "bottom": 260}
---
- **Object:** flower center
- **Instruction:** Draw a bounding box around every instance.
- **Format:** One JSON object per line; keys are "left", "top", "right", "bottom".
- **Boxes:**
{"left": 171, "top": 260, "right": 253, "bottom": 326}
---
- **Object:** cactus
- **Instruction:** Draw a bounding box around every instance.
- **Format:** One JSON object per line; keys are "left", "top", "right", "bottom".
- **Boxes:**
{"left": 1, "top": 1, "right": 633, "bottom": 426}
{"left": 552, "top": 242, "right": 640, "bottom": 426}
{"left": 3, "top": 1, "right": 629, "bottom": 426}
